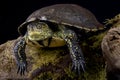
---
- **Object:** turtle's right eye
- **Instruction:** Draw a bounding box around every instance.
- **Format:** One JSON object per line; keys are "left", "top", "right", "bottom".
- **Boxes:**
{"left": 36, "top": 24, "right": 43, "bottom": 29}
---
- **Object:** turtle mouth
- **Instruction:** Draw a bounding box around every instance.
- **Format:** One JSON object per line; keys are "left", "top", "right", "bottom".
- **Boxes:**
{"left": 27, "top": 37, "right": 52, "bottom": 47}
{"left": 36, "top": 37, "right": 52, "bottom": 47}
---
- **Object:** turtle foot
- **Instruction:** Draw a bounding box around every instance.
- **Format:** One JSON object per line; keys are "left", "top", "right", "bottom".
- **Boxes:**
{"left": 17, "top": 61, "right": 27, "bottom": 76}
{"left": 71, "top": 58, "right": 85, "bottom": 75}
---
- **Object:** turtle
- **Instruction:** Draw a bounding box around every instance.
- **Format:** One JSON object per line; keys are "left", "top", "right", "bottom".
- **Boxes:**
{"left": 13, "top": 4, "right": 103, "bottom": 75}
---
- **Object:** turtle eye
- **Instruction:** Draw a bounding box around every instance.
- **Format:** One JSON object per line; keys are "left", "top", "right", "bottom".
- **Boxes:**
{"left": 36, "top": 25, "right": 42, "bottom": 29}
{"left": 36, "top": 22, "right": 47, "bottom": 29}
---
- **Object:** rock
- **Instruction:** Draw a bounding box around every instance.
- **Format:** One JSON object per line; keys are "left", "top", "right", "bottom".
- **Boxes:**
{"left": 102, "top": 25, "right": 120, "bottom": 70}
{"left": 101, "top": 14, "right": 120, "bottom": 79}
{"left": 0, "top": 33, "right": 106, "bottom": 80}
{"left": 0, "top": 37, "right": 71, "bottom": 79}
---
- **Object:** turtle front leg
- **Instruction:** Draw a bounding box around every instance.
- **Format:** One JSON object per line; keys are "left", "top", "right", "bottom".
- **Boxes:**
{"left": 63, "top": 30, "right": 85, "bottom": 75}
{"left": 13, "top": 37, "right": 27, "bottom": 75}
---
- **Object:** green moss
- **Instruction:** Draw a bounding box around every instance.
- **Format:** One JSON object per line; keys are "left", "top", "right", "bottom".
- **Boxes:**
{"left": 27, "top": 46, "right": 65, "bottom": 77}
{"left": 64, "top": 66, "right": 77, "bottom": 79}
{"left": 34, "top": 72, "right": 52, "bottom": 80}
{"left": 89, "top": 32, "right": 107, "bottom": 49}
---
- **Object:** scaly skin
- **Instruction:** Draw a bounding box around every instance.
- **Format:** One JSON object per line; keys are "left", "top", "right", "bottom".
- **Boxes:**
{"left": 59, "top": 25, "right": 85, "bottom": 74}
{"left": 13, "top": 23, "right": 85, "bottom": 75}
{"left": 14, "top": 37, "right": 27, "bottom": 75}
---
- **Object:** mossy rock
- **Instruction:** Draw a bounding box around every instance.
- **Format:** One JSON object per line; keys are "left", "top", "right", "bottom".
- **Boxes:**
{"left": 0, "top": 31, "right": 106, "bottom": 80}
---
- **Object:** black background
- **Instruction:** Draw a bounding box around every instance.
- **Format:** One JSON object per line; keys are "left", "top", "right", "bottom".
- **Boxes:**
{"left": 0, "top": 0, "right": 120, "bottom": 44}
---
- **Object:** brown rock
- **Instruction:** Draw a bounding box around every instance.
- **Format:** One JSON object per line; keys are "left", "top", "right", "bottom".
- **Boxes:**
{"left": 0, "top": 37, "right": 71, "bottom": 80}
{"left": 0, "top": 33, "right": 106, "bottom": 80}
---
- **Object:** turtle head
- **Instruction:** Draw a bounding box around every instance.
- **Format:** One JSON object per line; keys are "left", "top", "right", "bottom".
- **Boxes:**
{"left": 26, "top": 22, "right": 53, "bottom": 41}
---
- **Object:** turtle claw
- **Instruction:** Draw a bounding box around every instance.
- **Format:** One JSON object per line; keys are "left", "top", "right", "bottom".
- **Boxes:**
{"left": 71, "top": 58, "right": 85, "bottom": 75}
{"left": 17, "top": 61, "right": 27, "bottom": 76}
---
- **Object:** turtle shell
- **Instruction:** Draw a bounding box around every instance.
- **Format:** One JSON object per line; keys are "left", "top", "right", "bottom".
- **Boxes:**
{"left": 18, "top": 4, "right": 103, "bottom": 35}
